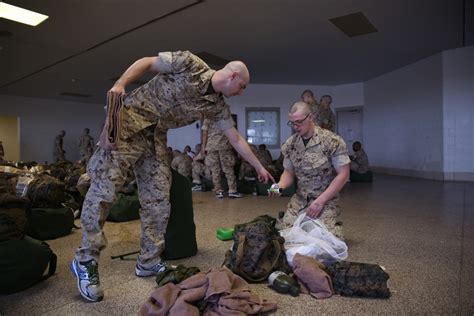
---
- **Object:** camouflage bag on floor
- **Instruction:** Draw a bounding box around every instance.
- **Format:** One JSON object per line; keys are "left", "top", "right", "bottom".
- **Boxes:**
{"left": 0, "top": 193, "right": 30, "bottom": 241}
{"left": 224, "top": 215, "right": 292, "bottom": 282}
{"left": 326, "top": 261, "right": 390, "bottom": 298}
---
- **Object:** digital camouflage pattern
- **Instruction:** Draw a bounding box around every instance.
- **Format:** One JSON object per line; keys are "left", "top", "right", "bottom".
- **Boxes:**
{"left": 277, "top": 126, "right": 350, "bottom": 239}
{"left": 326, "top": 261, "right": 390, "bottom": 298}
{"left": 191, "top": 159, "right": 211, "bottom": 183}
{"left": 205, "top": 149, "right": 237, "bottom": 192}
{"left": 78, "top": 133, "right": 95, "bottom": 163}
{"left": 316, "top": 106, "right": 336, "bottom": 132}
{"left": 350, "top": 148, "right": 369, "bottom": 174}
{"left": 77, "top": 51, "right": 234, "bottom": 268}
{"left": 225, "top": 215, "right": 291, "bottom": 282}
{"left": 202, "top": 118, "right": 237, "bottom": 192}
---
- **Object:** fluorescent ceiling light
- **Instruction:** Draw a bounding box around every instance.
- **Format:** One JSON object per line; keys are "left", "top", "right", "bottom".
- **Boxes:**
{"left": 0, "top": 2, "right": 48, "bottom": 26}
{"left": 252, "top": 120, "right": 266, "bottom": 123}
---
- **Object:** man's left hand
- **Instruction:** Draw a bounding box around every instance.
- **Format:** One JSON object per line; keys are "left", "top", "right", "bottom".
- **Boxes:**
{"left": 256, "top": 167, "right": 275, "bottom": 183}
{"left": 307, "top": 200, "right": 325, "bottom": 218}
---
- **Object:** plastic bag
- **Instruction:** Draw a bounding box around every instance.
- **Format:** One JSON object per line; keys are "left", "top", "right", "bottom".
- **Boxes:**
{"left": 280, "top": 213, "right": 348, "bottom": 267}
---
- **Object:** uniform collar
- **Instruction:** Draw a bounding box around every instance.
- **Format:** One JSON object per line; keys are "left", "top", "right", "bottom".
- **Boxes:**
{"left": 199, "top": 69, "right": 221, "bottom": 102}
{"left": 294, "top": 126, "right": 322, "bottom": 149}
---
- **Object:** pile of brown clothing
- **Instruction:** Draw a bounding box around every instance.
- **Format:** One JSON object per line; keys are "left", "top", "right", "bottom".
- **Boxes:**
{"left": 140, "top": 267, "right": 277, "bottom": 316}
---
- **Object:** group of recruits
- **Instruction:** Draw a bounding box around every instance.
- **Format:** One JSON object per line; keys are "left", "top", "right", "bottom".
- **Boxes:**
{"left": 169, "top": 140, "right": 279, "bottom": 199}
{"left": 70, "top": 50, "right": 368, "bottom": 302}
{"left": 52, "top": 128, "right": 95, "bottom": 164}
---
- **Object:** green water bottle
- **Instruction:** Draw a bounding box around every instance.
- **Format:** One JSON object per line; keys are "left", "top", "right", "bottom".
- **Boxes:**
{"left": 268, "top": 271, "right": 300, "bottom": 296}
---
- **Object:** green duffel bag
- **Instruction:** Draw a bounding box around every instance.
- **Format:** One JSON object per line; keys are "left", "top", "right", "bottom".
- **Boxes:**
{"left": 162, "top": 170, "right": 197, "bottom": 260}
{"left": 27, "top": 207, "right": 75, "bottom": 240}
{"left": 255, "top": 181, "right": 297, "bottom": 197}
{"left": 107, "top": 193, "right": 140, "bottom": 222}
{"left": 0, "top": 236, "right": 57, "bottom": 294}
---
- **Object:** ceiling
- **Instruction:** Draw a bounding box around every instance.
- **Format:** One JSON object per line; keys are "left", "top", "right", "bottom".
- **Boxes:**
{"left": 0, "top": 0, "right": 466, "bottom": 104}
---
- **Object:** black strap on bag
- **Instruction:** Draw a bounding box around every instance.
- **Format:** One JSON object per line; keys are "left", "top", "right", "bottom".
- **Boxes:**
{"left": 0, "top": 237, "right": 58, "bottom": 294}
{"left": 37, "top": 241, "right": 57, "bottom": 283}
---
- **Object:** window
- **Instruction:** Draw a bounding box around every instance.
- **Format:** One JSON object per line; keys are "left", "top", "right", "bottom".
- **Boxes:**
{"left": 245, "top": 108, "right": 280, "bottom": 148}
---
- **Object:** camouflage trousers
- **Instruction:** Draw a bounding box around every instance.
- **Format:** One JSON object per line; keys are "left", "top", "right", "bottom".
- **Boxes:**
{"left": 191, "top": 160, "right": 210, "bottom": 183}
{"left": 277, "top": 193, "right": 344, "bottom": 240}
{"left": 205, "top": 149, "right": 237, "bottom": 192}
{"left": 75, "top": 127, "right": 171, "bottom": 268}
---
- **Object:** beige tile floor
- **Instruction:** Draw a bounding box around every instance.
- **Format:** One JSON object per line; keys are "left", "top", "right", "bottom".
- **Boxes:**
{"left": 0, "top": 174, "right": 473, "bottom": 315}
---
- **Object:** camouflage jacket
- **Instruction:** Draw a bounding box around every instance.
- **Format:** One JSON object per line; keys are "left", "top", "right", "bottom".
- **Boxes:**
{"left": 282, "top": 126, "right": 350, "bottom": 202}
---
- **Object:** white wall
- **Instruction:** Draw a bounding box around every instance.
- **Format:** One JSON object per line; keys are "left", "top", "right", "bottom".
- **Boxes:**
{"left": 364, "top": 54, "right": 445, "bottom": 179}
{"left": 0, "top": 95, "right": 104, "bottom": 163}
{"left": 442, "top": 45, "right": 474, "bottom": 181}
{"left": 224, "top": 83, "right": 363, "bottom": 158}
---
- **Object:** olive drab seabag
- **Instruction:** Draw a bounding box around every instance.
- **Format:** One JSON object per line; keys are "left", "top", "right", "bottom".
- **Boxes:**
{"left": 326, "top": 261, "right": 390, "bottom": 298}
{"left": 0, "top": 194, "right": 30, "bottom": 241}
{"left": 225, "top": 215, "right": 291, "bottom": 282}
{"left": 0, "top": 236, "right": 57, "bottom": 294}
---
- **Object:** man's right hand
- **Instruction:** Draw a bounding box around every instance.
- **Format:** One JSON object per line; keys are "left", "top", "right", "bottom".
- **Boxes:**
{"left": 267, "top": 183, "right": 282, "bottom": 197}
{"left": 108, "top": 84, "right": 125, "bottom": 95}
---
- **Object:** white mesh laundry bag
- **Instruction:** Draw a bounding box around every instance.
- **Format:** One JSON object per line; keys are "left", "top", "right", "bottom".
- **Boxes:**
{"left": 280, "top": 213, "right": 348, "bottom": 267}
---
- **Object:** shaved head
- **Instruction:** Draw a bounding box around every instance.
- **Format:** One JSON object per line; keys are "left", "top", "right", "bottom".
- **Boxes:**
{"left": 224, "top": 61, "right": 250, "bottom": 82}
{"left": 289, "top": 101, "right": 312, "bottom": 115}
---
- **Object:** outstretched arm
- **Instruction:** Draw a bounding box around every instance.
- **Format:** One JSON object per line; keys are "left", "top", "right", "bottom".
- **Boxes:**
{"left": 223, "top": 127, "right": 274, "bottom": 183}
{"left": 110, "top": 57, "right": 160, "bottom": 94}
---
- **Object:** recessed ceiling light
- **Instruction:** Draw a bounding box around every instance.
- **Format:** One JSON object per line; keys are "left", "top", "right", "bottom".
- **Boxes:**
{"left": 0, "top": 2, "right": 48, "bottom": 26}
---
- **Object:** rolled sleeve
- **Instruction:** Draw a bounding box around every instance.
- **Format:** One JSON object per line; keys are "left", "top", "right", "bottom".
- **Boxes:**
{"left": 332, "top": 154, "right": 350, "bottom": 168}
{"left": 330, "top": 135, "right": 350, "bottom": 168}
{"left": 156, "top": 52, "right": 173, "bottom": 73}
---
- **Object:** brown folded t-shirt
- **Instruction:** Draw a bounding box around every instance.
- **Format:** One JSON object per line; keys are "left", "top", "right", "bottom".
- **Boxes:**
{"left": 293, "top": 253, "right": 334, "bottom": 299}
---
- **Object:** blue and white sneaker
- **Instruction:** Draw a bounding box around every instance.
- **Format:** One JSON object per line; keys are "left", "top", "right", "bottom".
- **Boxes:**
{"left": 70, "top": 259, "right": 104, "bottom": 302}
{"left": 135, "top": 261, "right": 176, "bottom": 277}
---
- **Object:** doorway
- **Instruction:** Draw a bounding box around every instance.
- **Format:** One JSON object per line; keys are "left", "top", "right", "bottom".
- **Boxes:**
{"left": 0, "top": 116, "right": 20, "bottom": 161}
{"left": 336, "top": 107, "right": 363, "bottom": 155}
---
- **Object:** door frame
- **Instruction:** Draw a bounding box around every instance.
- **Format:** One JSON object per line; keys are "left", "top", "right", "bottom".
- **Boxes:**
{"left": 335, "top": 106, "right": 364, "bottom": 151}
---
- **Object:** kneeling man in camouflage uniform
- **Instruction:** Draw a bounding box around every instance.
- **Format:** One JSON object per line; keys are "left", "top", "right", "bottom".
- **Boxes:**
{"left": 71, "top": 51, "right": 273, "bottom": 302}
{"left": 270, "top": 101, "right": 349, "bottom": 239}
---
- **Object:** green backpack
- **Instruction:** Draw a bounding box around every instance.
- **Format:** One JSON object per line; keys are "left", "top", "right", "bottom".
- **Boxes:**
{"left": 27, "top": 207, "right": 75, "bottom": 240}
{"left": 0, "top": 236, "right": 57, "bottom": 294}
{"left": 106, "top": 193, "right": 141, "bottom": 222}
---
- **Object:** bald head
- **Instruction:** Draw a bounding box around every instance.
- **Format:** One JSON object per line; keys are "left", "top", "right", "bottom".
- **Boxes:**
{"left": 213, "top": 60, "right": 250, "bottom": 97}
{"left": 223, "top": 61, "right": 250, "bottom": 82}
{"left": 289, "top": 101, "right": 312, "bottom": 115}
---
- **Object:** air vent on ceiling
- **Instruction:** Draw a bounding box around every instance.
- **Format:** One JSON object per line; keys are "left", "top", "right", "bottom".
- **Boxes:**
{"left": 110, "top": 77, "right": 148, "bottom": 86}
{"left": 60, "top": 92, "right": 92, "bottom": 98}
{"left": 329, "top": 12, "right": 378, "bottom": 38}
{"left": 196, "top": 52, "right": 229, "bottom": 66}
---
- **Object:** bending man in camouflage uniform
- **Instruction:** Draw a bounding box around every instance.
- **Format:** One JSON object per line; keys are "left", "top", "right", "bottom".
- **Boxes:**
{"left": 71, "top": 51, "right": 274, "bottom": 302}
{"left": 78, "top": 128, "right": 95, "bottom": 164}
{"left": 202, "top": 117, "right": 242, "bottom": 198}
{"left": 269, "top": 101, "right": 349, "bottom": 239}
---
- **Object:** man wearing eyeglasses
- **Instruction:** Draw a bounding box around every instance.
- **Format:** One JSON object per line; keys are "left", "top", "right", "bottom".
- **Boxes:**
{"left": 270, "top": 101, "right": 350, "bottom": 239}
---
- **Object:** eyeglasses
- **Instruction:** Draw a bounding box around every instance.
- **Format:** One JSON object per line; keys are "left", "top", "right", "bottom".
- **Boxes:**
{"left": 287, "top": 113, "right": 311, "bottom": 128}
